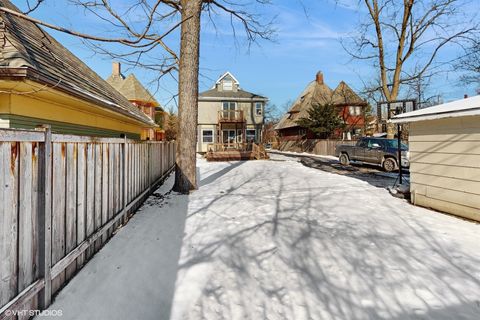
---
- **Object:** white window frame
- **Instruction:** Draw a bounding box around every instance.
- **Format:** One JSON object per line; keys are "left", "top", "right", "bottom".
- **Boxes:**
{"left": 202, "top": 129, "right": 213, "bottom": 143}
{"left": 255, "top": 102, "right": 263, "bottom": 116}
{"left": 246, "top": 129, "right": 256, "bottom": 142}
{"left": 355, "top": 106, "right": 362, "bottom": 116}
{"left": 222, "top": 101, "right": 237, "bottom": 110}
{"left": 222, "top": 129, "right": 236, "bottom": 144}
{"left": 223, "top": 80, "right": 233, "bottom": 91}
{"left": 349, "top": 106, "right": 355, "bottom": 115}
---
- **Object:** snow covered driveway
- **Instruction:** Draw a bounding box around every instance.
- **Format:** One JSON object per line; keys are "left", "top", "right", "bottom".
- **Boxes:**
{"left": 44, "top": 158, "right": 480, "bottom": 320}
{"left": 172, "top": 159, "right": 480, "bottom": 320}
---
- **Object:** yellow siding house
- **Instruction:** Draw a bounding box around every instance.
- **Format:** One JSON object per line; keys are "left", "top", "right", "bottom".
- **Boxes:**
{"left": 0, "top": 0, "right": 155, "bottom": 139}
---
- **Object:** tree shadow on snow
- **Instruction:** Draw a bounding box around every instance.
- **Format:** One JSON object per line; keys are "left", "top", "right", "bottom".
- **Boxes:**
{"left": 168, "top": 160, "right": 480, "bottom": 320}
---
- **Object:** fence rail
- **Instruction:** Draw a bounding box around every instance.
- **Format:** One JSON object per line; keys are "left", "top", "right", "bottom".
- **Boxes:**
{"left": 277, "top": 139, "right": 357, "bottom": 156}
{"left": 0, "top": 127, "right": 175, "bottom": 319}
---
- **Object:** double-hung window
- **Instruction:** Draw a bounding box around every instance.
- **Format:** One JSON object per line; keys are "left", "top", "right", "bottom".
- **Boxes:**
{"left": 255, "top": 102, "right": 263, "bottom": 116}
{"left": 202, "top": 130, "right": 213, "bottom": 143}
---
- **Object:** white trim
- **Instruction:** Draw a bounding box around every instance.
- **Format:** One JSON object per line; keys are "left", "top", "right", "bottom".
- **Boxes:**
{"left": 222, "top": 101, "right": 237, "bottom": 110}
{"left": 391, "top": 109, "right": 480, "bottom": 123}
{"left": 391, "top": 95, "right": 480, "bottom": 123}
{"left": 201, "top": 129, "right": 214, "bottom": 143}
{"left": 215, "top": 71, "right": 240, "bottom": 85}
{"left": 199, "top": 96, "right": 269, "bottom": 102}
{"left": 255, "top": 102, "right": 263, "bottom": 116}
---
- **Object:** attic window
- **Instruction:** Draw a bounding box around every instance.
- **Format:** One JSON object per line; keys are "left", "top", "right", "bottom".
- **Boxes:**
{"left": 223, "top": 80, "right": 233, "bottom": 91}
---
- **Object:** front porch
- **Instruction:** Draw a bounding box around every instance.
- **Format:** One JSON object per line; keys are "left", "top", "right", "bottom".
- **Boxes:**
{"left": 205, "top": 142, "right": 269, "bottom": 161}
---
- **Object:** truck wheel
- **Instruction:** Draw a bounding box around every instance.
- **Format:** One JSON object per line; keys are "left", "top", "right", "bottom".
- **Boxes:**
{"left": 339, "top": 153, "right": 350, "bottom": 166}
{"left": 382, "top": 158, "right": 397, "bottom": 172}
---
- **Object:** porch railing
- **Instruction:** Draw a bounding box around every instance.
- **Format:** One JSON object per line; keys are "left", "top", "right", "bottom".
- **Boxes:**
{"left": 207, "top": 142, "right": 251, "bottom": 152}
{"left": 218, "top": 110, "right": 245, "bottom": 122}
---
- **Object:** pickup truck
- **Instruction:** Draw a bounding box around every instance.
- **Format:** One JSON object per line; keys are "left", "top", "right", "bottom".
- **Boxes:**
{"left": 335, "top": 137, "right": 409, "bottom": 172}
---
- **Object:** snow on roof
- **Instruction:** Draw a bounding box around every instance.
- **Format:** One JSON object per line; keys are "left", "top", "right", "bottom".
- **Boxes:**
{"left": 391, "top": 95, "right": 480, "bottom": 123}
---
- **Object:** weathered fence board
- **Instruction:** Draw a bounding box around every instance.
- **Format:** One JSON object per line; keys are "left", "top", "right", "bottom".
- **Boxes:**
{"left": 94, "top": 144, "right": 102, "bottom": 251}
{"left": 65, "top": 143, "right": 77, "bottom": 281}
{"left": 51, "top": 143, "right": 66, "bottom": 295}
{"left": 18, "top": 142, "right": 39, "bottom": 318}
{"left": 76, "top": 143, "right": 86, "bottom": 269}
{"left": 0, "top": 128, "right": 175, "bottom": 317}
{"left": 101, "top": 145, "right": 109, "bottom": 243}
{"left": 0, "top": 142, "right": 19, "bottom": 310}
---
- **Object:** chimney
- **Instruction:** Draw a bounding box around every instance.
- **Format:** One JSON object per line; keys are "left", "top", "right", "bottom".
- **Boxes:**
{"left": 112, "top": 62, "right": 121, "bottom": 76}
{"left": 316, "top": 71, "right": 324, "bottom": 84}
{"left": 464, "top": 94, "right": 469, "bottom": 99}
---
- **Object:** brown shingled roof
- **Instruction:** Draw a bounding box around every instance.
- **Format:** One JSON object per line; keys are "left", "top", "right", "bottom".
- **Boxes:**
{"left": 331, "top": 81, "right": 367, "bottom": 106}
{"left": 107, "top": 73, "right": 159, "bottom": 107}
{"left": 275, "top": 80, "right": 334, "bottom": 130}
{"left": 275, "top": 74, "right": 366, "bottom": 131}
{"left": 0, "top": 0, "right": 154, "bottom": 126}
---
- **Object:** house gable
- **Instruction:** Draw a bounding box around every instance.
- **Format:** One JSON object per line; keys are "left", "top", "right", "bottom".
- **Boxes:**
{"left": 0, "top": 0, "right": 154, "bottom": 126}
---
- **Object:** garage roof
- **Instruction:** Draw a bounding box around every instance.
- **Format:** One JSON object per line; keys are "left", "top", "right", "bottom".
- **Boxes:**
{"left": 391, "top": 95, "right": 480, "bottom": 123}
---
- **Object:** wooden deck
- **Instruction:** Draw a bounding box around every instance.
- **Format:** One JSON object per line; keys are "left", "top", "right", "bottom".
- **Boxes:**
{"left": 206, "top": 150, "right": 256, "bottom": 161}
{"left": 205, "top": 143, "right": 270, "bottom": 162}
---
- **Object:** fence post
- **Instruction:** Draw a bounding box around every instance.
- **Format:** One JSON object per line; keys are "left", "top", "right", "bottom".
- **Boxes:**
{"left": 122, "top": 136, "right": 127, "bottom": 223}
{"left": 147, "top": 142, "right": 151, "bottom": 190}
{"left": 37, "top": 125, "right": 52, "bottom": 309}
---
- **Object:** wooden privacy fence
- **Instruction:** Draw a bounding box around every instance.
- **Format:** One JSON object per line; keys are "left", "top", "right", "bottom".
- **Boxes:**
{"left": 0, "top": 127, "right": 175, "bottom": 319}
{"left": 278, "top": 139, "right": 357, "bottom": 156}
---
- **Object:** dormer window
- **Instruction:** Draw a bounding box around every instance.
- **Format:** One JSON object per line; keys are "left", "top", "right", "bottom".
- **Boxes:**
{"left": 223, "top": 80, "right": 233, "bottom": 91}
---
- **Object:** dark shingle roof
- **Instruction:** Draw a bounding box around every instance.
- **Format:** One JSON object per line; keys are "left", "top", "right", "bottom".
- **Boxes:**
{"left": 0, "top": 0, "right": 154, "bottom": 126}
{"left": 199, "top": 88, "right": 268, "bottom": 100}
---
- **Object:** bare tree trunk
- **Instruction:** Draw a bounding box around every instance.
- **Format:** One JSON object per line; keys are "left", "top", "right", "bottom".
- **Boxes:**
{"left": 173, "top": 0, "right": 202, "bottom": 193}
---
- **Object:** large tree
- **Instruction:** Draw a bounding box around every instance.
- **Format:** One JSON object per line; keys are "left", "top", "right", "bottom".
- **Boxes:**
{"left": 457, "top": 39, "right": 480, "bottom": 87}
{"left": 0, "top": 0, "right": 273, "bottom": 193}
{"left": 344, "top": 0, "right": 477, "bottom": 102}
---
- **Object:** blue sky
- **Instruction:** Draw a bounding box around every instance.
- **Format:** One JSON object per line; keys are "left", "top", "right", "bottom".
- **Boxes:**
{"left": 11, "top": 0, "right": 478, "bottom": 111}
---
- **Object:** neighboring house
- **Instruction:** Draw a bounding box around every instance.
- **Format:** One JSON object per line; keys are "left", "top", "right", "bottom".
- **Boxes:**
{"left": 391, "top": 95, "right": 480, "bottom": 222}
{"left": 106, "top": 62, "right": 165, "bottom": 140}
{"left": 0, "top": 0, "right": 155, "bottom": 139}
{"left": 197, "top": 72, "right": 268, "bottom": 153}
{"left": 275, "top": 72, "right": 367, "bottom": 141}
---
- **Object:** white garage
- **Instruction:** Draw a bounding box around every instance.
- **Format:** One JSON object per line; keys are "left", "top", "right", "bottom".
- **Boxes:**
{"left": 391, "top": 96, "right": 480, "bottom": 222}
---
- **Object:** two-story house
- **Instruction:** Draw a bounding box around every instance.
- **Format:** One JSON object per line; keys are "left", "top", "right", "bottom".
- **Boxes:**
{"left": 275, "top": 72, "right": 367, "bottom": 141}
{"left": 197, "top": 72, "right": 268, "bottom": 154}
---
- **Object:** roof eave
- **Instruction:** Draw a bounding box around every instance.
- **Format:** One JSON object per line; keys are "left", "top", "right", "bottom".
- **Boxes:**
{"left": 0, "top": 67, "right": 155, "bottom": 127}
{"left": 391, "top": 109, "right": 480, "bottom": 123}
{"left": 198, "top": 96, "right": 269, "bottom": 102}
